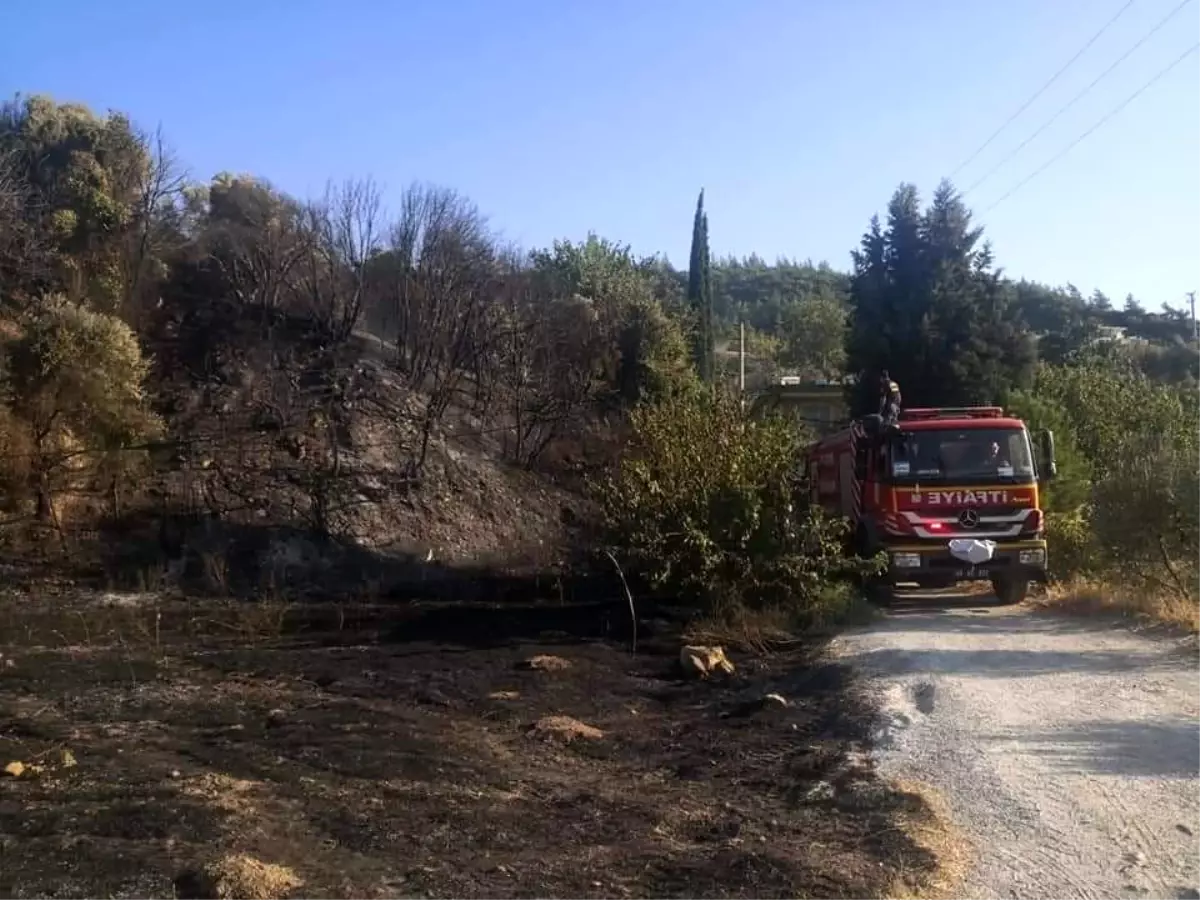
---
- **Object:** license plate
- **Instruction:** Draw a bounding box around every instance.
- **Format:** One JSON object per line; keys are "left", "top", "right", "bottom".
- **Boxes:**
{"left": 957, "top": 566, "right": 985, "bottom": 579}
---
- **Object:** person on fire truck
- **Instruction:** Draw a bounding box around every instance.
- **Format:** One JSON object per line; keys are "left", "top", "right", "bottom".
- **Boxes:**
{"left": 878, "top": 371, "right": 902, "bottom": 424}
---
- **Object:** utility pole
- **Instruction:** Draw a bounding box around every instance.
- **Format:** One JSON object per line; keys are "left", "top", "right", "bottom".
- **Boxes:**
{"left": 1188, "top": 291, "right": 1197, "bottom": 348}
{"left": 739, "top": 320, "right": 746, "bottom": 410}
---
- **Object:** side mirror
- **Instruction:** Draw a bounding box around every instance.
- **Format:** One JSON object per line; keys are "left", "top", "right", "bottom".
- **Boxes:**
{"left": 1040, "top": 429, "right": 1057, "bottom": 480}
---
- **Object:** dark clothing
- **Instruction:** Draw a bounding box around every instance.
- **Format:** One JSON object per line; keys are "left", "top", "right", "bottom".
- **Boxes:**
{"left": 879, "top": 380, "right": 902, "bottom": 424}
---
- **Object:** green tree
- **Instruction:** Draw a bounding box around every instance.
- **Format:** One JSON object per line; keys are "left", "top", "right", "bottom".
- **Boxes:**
{"left": 184, "top": 172, "right": 310, "bottom": 314}
{"left": 686, "top": 190, "right": 714, "bottom": 383}
{"left": 530, "top": 234, "right": 694, "bottom": 405}
{"left": 0, "top": 94, "right": 167, "bottom": 314}
{"left": 777, "top": 290, "right": 848, "bottom": 379}
{"left": 0, "top": 295, "right": 162, "bottom": 525}
{"left": 711, "top": 255, "right": 850, "bottom": 332}
{"left": 846, "top": 180, "right": 1036, "bottom": 413}
{"left": 1008, "top": 280, "right": 1099, "bottom": 364}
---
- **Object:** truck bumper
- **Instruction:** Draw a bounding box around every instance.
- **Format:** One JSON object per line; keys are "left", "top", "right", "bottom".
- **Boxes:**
{"left": 883, "top": 539, "right": 1048, "bottom": 587}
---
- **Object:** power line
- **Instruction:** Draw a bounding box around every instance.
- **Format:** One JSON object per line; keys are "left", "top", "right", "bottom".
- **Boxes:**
{"left": 964, "top": 0, "right": 1196, "bottom": 195}
{"left": 981, "top": 41, "right": 1200, "bottom": 214}
{"left": 948, "top": 0, "right": 1137, "bottom": 180}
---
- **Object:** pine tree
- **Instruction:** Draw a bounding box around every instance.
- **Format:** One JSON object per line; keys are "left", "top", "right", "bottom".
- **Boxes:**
{"left": 845, "top": 180, "right": 1036, "bottom": 414}
{"left": 687, "top": 189, "right": 714, "bottom": 383}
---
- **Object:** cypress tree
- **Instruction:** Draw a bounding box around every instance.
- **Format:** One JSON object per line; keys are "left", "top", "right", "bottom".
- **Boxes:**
{"left": 687, "top": 189, "right": 714, "bottom": 383}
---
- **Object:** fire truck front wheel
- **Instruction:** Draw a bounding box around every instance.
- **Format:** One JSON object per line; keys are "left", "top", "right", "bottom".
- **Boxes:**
{"left": 865, "top": 579, "right": 893, "bottom": 606}
{"left": 990, "top": 575, "right": 1030, "bottom": 605}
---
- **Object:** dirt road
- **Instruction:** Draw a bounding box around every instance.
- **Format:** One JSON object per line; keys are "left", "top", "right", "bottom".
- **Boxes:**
{"left": 832, "top": 598, "right": 1200, "bottom": 900}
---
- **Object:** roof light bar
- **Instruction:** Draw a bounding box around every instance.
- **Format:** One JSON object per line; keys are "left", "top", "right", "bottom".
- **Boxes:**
{"left": 899, "top": 407, "right": 1005, "bottom": 421}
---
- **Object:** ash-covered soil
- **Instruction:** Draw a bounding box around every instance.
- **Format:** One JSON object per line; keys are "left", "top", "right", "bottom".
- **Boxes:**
{"left": 0, "top": 578, "right": 942, "bottom": 899}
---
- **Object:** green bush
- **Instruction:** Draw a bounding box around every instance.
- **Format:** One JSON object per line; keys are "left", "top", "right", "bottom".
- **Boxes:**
{"left": 597, "top": 390, "right": 881, "bottom": 618}
{"left": 1020, "top": 358, "right": 1198, "bottom": 605}
{"left": 1003, "top": 387, "right": 1091, "bottom": 515}
{"left": 1033, "top": 356, "right": 1193, "bottom": 481}
{"left": 1091, "top": 437, "right": 1198, "bottom": 600}
{"left": 0, "top": 295, "right": 162, "bottom": 522}
{"left": 1044, "top": 506, "right": 1098, "bottom": 578}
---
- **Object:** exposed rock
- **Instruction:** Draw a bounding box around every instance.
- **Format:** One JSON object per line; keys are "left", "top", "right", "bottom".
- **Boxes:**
{"left": 520, "top": 654, "right": 572, "bottom": 672}
{"left": 722, "top": 691, "right": 791, "bottom": 719}
{"left": 680, "top": 645, "right": 735, "bottom": 679}
{"left": 528, "top": 715, "right": 603, "bottom": 742}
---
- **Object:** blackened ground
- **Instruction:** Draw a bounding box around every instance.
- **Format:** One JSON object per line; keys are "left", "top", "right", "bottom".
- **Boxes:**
{"left": 0, "top": 578, "right": 943, "bottom": 899}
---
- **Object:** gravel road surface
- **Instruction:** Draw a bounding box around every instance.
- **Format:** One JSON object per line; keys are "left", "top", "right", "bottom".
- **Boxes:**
{"left": 832, "top": 597, "right": 1200, "bottom": 900}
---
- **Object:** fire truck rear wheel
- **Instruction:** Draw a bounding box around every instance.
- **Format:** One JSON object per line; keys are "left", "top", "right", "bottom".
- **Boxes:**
{"left": 991, "top": 576, "right": 1029, "bottom": 605}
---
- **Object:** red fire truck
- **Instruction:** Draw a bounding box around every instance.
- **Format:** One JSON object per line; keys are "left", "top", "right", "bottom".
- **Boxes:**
{"left": 806, "top": 406, "right": 1057, "bottom": 603}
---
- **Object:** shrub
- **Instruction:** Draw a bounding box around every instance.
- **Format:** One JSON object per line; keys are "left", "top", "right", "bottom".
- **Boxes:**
{"left": 1020, "top": 357, "right": 1198, "bottom": 618}
{"left": 597, "top": 389, "right": 881, "bottom": 618}
{"left": 1091, "top": 437, "right": 1198, "bottom": 601}
{"left": 1033, "top": 356, "right": 1193, "bottom": 481}
{"left": 1043, "top": 506, "right": 1098, "bottom": 578}
{"left": 1003, "top": 387, "right": 1091, "bottom": 515}
{"left": 0, "top": 295, "right": 162, "bottom": 525}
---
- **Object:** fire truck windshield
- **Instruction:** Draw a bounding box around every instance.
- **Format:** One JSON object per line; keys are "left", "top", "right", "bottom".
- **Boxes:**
{"left": 887, "top": 427, "right": 1036, "bottom": 483}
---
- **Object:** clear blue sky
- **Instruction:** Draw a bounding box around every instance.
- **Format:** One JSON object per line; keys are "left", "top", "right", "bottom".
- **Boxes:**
{"left": 4, "top": 0, "right": 1198, "bottom": 310}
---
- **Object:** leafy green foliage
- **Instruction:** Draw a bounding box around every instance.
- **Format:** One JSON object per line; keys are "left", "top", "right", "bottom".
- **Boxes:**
{"left": 686, "top": 190, "right": 714, "bottom": 383}
{"left": 530, "top": 234, "right": 695, "bottom": 406}
{"left": 1002, "top": 388, "right": 1091, "bottom": 515}
{"left": 1016, "top": 356, "right": 1198, "bottom": 602}
{"left": 0, "top": 94, "right": 153, "bottom": 311}
{"left": 1090, "top": 436, "right": 1198, "bottom": 600}
{"left": 1032, "top": 355, "right": 1194, "bottom": 482}
{"left": 0, "top": 295, "right": 162, "bottom": 519}
{"left": 846, "top": 181, "right": 1036, "bottom": 412}
{"left": 777, "top": 290, "right": 848, "bottom": 380}
{"left": 2, "top": 90, "right": 1194, "bottom": 623}
{"left": 597, "top": 391, "right": 882, "bottom": 615}
{"left": 712, "top": 256, "right": 849, "bottom": 332}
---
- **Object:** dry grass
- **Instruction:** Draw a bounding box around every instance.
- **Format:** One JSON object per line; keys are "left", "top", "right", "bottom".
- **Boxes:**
{"left": 685, "top": 590, "right": 879, "bottom": 655}
{"left": 1037, "top": 576, "right": 1199, "bottom": 634}
{"left": 177, "top": 854, "right": 302, "bottom": 900}
{"left": 684, "top": 606, "right": 799, "bottom": 655}
{"left": 884, "top": 779, "right": 972, "bottom": 900}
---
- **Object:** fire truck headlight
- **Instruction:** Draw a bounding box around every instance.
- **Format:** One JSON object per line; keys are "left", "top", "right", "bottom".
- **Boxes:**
{"left": 892, "top": 552, "right": 922, "bottom": 569}
{"left": 1019, "top": 549, "right": 1046, "bottom": 565}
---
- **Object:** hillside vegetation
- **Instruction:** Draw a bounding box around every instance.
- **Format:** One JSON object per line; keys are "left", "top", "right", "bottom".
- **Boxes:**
{"left": 0, "top": 92, "right": 1195, "bottom": 626}
{"left": 0, "top": 90, "right": 1195, "bottom": 899}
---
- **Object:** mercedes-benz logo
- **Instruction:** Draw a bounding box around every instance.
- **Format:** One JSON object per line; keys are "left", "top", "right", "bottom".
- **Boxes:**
{"left": 959, "top": 508, "right": 980, "bottom": 529}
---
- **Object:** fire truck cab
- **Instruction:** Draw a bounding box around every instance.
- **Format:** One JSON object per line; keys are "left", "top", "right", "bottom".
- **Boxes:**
{"left": 807, "top": 406, "right": 1057, "bottom": 604}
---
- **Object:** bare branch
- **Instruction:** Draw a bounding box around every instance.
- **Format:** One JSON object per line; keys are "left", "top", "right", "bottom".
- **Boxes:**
{"left": 122, "top": 124, "right": 190, "bottom": 324}
{"left": 294, "top": 177, "right": 384, "bottom": 343}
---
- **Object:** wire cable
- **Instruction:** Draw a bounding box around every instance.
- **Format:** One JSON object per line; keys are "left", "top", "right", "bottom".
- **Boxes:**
{"left": 964, "top": 0, "right": 1195, "bottom": 195}
{"left": 981, "top": 41, "right": 1200, "bottom": 214}
{"left": 948, "top": 0, "right": 1138, "bottom": 180}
